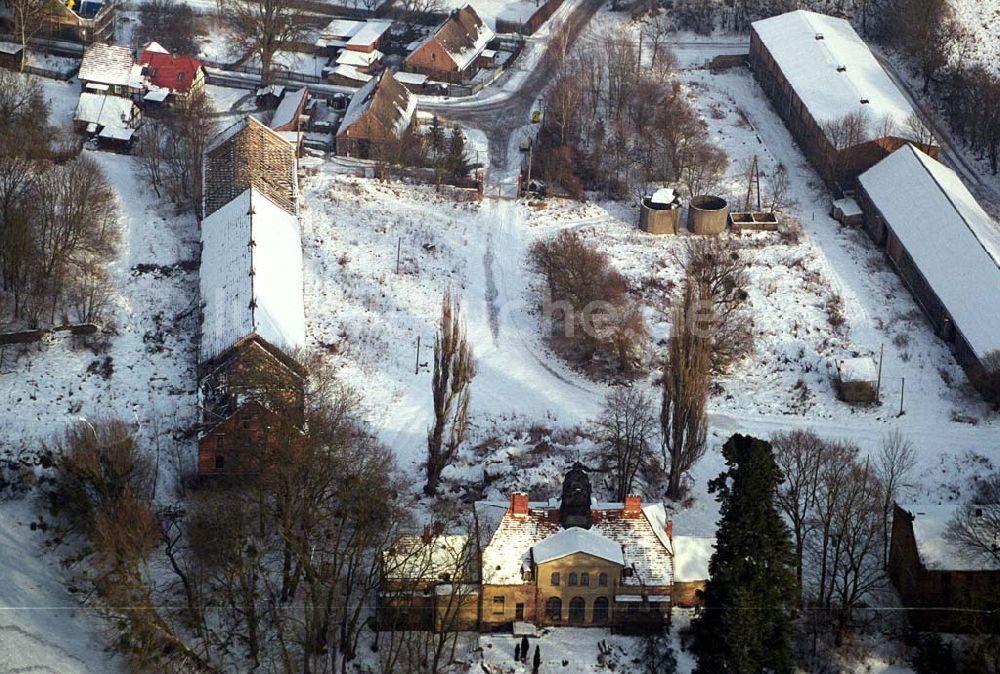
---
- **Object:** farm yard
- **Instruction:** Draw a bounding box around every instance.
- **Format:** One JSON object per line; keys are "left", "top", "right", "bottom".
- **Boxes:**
{"left": 0, "top": 0, "right": 999, "bottom": 671}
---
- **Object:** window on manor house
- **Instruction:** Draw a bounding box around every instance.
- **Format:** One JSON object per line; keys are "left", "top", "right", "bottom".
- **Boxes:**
{"left": 215, "top": 454, "right": 225, "bottom": 470}
{"left": 492, "top": 596, "right": 505, "bottom": 614}
{"left": 580, "top": 572, "right": 589, "bottom": 586}
{"left": 598, "top": 573, "right": 608, "bottom": 587}
{"left": 568, "top": 573, "right": 578, "bottom": 586}
{"left": 550, "top": 572, "right": 560, "bottom": 586}
{"left": 216, "top": 435, "right": 224, "bottom": 451}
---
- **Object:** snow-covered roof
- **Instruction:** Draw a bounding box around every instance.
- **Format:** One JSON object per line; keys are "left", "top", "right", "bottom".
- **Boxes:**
{"left": 329, "top": 64, "right": 372, "bottom": 83}
{"left": 671, "top": 536, "right": 715, "bottom": 582}
{"left": 199, "top": 188, "right": 305, "bottom": 364}
{"left": 270, "top": 87, "right": 307, "bottom": 130}
{"left": 74, "top": 92, "right": 138, "bottom": 130}
{"left": 256, "top": 84, "right": 286, "bottom": 98}
{"left": 836, "top": 357, "right": 877, "bottom": 383}
{"left": 0, "top": 41, "right": 23, "bottom": 55}
{"left": 336, "top": 49, "right": 383, "bottom": 68}
{"left": 347, "top": 20, "right": 392, "bottom": 48}
{"left": 79, "top": 43, "right": 142, "bottom": 88}
{"left": 143, "top": 41, "right": 169, "bottom": 54}
{"left": 393, "top": 71, "right": 428, "bottom": 86}
{"left": 98, "top": 126, "right": 135, "bottom": 141}
{"left": 476, "top": 500, "right": 673, "bottom": 587}
{"left": 317, "top": 18, "right": 366, "bottom": 43}
{"left": 902, "top": 504, "right": 1000, "bottom": 572}
{"left": 858, "top": 144, "right": 1000, "bottom": 361}
{"left": 337, "top": 70, "right": 415, "bottom": 139}
{"left": 752, "top": 10, "right": 917, "bottom": 143}
{"left": 833, "top": 197, "right": 862, "bottom": 218}
{"left": 532, "top": 527, "right": 625, "bottom": 566}
{"left": 144, "top": 87, "right": 170, "bottom": 102}
{"left": 383, "top": 534, "right": 471, "bottom": 581}
{"left": 408, "top": 4, "right": 495, "bottom": 73}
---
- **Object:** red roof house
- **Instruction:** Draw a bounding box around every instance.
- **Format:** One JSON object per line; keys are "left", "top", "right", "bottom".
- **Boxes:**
{"left": 139, "top": 44, "right": 206, "bottom": 100}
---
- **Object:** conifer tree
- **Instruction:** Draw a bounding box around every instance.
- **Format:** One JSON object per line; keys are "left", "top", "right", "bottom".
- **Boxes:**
{"left": 691, "top": 434, "right": 797, "bottom": 674}
{"left": 446, "top": 126, "right": 472, "bottom": 181}
{"left": 515, "top": 642, "right": 521, "bottom": 663}
{"left": 532, "top": 644, "right": 541, "bottom": 673}
{"left": 520, "top": 635, "right": 529, "bottom": 663}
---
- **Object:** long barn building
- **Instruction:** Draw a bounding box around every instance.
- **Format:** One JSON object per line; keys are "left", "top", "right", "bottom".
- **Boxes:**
{"left": 197, "top": 116, "right": 307, "bottom": 476}
{"left": 857, "top": 144, "right": 1000, "bottom": 399}
{"left": 749, "top": 10, "right": 938, "bottom": 190}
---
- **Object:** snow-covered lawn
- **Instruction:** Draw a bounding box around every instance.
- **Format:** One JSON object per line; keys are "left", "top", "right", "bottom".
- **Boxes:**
{"left": 0, "top": 499, "right": 123, "bottom": 673}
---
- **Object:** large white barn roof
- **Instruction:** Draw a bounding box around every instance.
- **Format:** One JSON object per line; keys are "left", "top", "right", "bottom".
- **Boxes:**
{"left": 752, "top": 10, "right": 917, "bottom": 142}
{"left": 858, "top": 145, "right": 1000, "bottom": 362}
{"left": 199, "top": 188, "right": 305, "bottom": 364}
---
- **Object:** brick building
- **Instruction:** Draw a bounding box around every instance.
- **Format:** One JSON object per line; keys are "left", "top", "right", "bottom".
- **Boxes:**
{"left": 749, "top": 10, "right": 937, "bottom": 190}
{"left": 857, "top": 144, "right": 1000, "bottom": 399}
{"left": 889, "top": 504, "right": 1000, "bottom": 632}
{"left": 197, "top": 116, "right": 306, "bottom": 478}
{"left": 335, "top": 70, "right": 416, "bottom": 158}
{"left": 403, "top": 5, "right": 494, "bottom": 83}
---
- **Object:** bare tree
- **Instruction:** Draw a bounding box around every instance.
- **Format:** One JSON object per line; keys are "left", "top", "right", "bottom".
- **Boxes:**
{"left": 660, "top": 278, "right": 711, "bottom": 501}
{"left": 134, "top": 0, "right": 200, "bottom": 55}
{"left": 9, "top": 0, "right": 46, "bottom": 71}
{"left": 223, "top": 0, "right": 307, "bottom": 83}
{"left": 903, "top": 112, "right": 936, "bottom": 148}
{"left": 772, "top": 429, "right": 826, "bottom": 598}
{"left": 675, "top": 236, "right": 753, "bottom": 374}
{"left": 945, "top": 477, "right": 1000, "bottom": 568}
{"left": 875, "top": 430, "right": 916, "bottom": 567}
{"left": 597, "top": 386, "right": 656, "bottom": 501}
{"left": 425, "top": 290, "right": 476, "bottom": 496}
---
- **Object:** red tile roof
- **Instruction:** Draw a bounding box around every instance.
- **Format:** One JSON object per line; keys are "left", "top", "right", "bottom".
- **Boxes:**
{"left": 140, "top": 49, "right": 203, "bottom": 93}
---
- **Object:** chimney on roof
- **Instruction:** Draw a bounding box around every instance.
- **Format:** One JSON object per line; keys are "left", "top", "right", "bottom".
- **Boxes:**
{"left": 421, "top": 525, "right": 432, "bottom": 545}
{"left": 666, "top": 519, "right": 673, "bottom": 541}
{"left": 624, "top": 495, "right": 642, "bottom": 515}
{"left": 510, "top": 492, "right": 529, "bottom": 517}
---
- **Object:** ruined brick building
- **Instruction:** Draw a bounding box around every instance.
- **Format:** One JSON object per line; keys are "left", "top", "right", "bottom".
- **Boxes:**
{"left": 197, "top": 116, "right": 306, "bottom": 476}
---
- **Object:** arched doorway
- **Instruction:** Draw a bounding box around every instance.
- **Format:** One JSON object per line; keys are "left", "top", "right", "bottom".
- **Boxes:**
{"left": 593, "top": 597, "right": 609, "bottom": 624}
{"left": 545, "top": 596, "right": 562, "bottom": 622}
{"left": 568, "top": 597, "right": 586, "bottom": 624}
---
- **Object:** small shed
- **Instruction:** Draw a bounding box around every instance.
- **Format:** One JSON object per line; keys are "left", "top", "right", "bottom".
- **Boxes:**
{"left": 671, "top": 535, "right": 716, "bottom": 608}
{"left": 834, "top": 356, "right": 878, "bottom": 404}
{"left": 639, "top": 188, "right": 682, "bottom": 235}
{"left": 97, "top": 125, "right": 136, "bottom": 153}
{"left": 831, "top": 197, "right": 863, "bottom": 226}
{"left": 256, "top": 84, "right": 286, "bottom": 110}
{"left": 0, "top": 41, "right": 24, "bottom": 70}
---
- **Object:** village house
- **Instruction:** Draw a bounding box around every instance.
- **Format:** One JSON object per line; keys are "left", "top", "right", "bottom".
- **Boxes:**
{"left": 139, "top": 42, "right": 205, "bottom": 105}
{"left": 889, "top": 504, "right": 1000, "bottom": 632}
{"left": 197, "top": 117, "right": 306, "bottom": 477}
{"left": 403, "top": 5, "right": 495, "bottom": 83}
{"left": 73, "top": 92, "right": 142, "bottom": 152}
{"left": 857, "top": 144, "right": 1000, "bottom": 399}
{"left": 379, "top": 530, "right": 480, "bottom": 632}
{"left": 78, "top": 42, "right": 143, "bottom": 98}
{"left": 41, "top": 0, "right": 116, "bottom": 44}
{"left": 749, "top": 10, "right": 938, "bottom": 190}
{"left": 335, "top": 70, "right": 416, "bottom": 158}
{"left": 379, "top": 465, "right": 712, "bottom": 633}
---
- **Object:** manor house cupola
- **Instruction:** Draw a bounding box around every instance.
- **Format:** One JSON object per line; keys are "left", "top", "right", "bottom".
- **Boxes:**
{"left": 559, "top": 462, "right": 592, "bottom": 529}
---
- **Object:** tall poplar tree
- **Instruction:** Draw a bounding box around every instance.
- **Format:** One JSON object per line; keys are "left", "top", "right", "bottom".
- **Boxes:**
{"left": 691, "top": 434, "right": 797, "bottom": 674}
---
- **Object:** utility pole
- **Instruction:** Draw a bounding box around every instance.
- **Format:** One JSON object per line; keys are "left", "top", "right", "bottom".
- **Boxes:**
{"left": 876, "top": 343, "right": 884, "bottom": 402}
{"left": 898, "top": 377, "right": 905, "bottom": 417}
{"left": 415, "top": 335, "right": 421, "bottom": 375}
{"left": 395, "top": 237, "right": 402, "bottom": 274}
{"left": 525, "top": 139, "right": 533, "bottom": 196}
